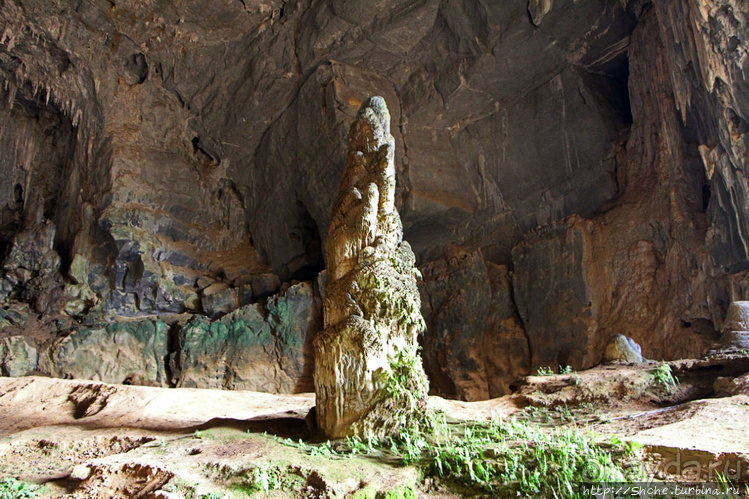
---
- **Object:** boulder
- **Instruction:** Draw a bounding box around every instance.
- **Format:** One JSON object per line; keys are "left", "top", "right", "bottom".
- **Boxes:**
{"left": 714, "top": 373, "right": 749, "bottom": 397}
{"left": 201, "top": 283, "right": 238, "bottom": 318}
{"left": 234, "top": 275, "right": 254, "bottom": 307}
{"left": 0, "top": 336, "right": 38, "bottom": 377}
{"left": 603, "top": 334, "right": 645, "bottom": 364}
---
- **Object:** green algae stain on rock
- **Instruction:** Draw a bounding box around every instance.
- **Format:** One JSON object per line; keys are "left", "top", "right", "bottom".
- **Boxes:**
{"left": 52, "top": 320, "right": 169, "bottom": 386}
{"left": 174, "top": 281, "right": 321, "bottom": 393}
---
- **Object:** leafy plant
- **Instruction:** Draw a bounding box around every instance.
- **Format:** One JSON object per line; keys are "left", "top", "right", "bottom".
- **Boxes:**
{"left": 536, "top": 366, "right": 554, "bottom": 376}
{"left": 650, "top": 362, "right": 679, "bottom": 394}
{"left": 309, "top": 440, "right": 338, "bottom": 457}
{"left": 559, "top": 365, "right": 573, "bottom": 374}
{"left": 237, "top": 463, "right": 280, "bottom": 494}
{"left": 0, "top": 478, "right": 37, "bottom": 499}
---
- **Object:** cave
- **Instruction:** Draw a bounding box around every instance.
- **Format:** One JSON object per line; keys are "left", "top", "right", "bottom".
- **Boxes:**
{"left": 0, "top": 0, "right": 748, "bottom": 497}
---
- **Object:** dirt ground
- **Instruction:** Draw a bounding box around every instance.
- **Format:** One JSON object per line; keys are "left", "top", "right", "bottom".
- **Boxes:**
{"left": 0, "top": 353, "right": 748, "bottom": 498}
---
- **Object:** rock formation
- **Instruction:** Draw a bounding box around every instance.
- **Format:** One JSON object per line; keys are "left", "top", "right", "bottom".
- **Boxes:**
{"left": 313, "top": 97, "right": 428, "bottom": 439}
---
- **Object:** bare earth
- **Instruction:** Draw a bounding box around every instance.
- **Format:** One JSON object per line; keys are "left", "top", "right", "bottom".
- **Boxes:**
{"left": 0, "top": 354, "right": 748, "bottom": 498}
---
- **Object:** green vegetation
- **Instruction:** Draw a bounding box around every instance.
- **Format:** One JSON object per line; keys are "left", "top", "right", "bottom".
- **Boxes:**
{"left": 351, "top": 486, "right": 417, "bottom": 499}
{"left": 536, "top": 366, "right": 555, "bottom": 376}
{"left": 278, "top": 412, "right": 641, "bottom": 498}
{"left": 0, "top": 478, "right": 37, "bottom": 499}
{"left": 382, "top": 485, "right": 417, "bottom": 499}
{"left": 247, "top": 464, "right": 276, "bottom": 494}
{"left": 650, "top": 362, "right": 679, "bottom": 394}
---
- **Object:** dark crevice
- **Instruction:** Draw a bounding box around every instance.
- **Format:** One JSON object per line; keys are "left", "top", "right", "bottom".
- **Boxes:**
{"left": 124, "top": 52, "right": 148, "bottom": 85}
{"left": 164, "top": 321, "right": 182, "bottom": 388}
{"left": 287, "top": 200, "right": 324, "bottom": 281}
{"left": 578, "top": 52, "right": 633, "bottom": 127}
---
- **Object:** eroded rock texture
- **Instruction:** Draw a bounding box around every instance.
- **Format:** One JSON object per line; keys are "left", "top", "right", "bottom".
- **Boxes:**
{"left": 314, "top": 97, "right": 428, "bottom": 438}
{"left": 0, "top": 0, "right": 746, "bottom": 399}
{"left": 174, "top": 281, "right": 320, "bottom": 392}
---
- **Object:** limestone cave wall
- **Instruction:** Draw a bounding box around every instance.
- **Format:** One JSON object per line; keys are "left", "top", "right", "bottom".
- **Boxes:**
{"left": 0, "top": 0, "right": 746, "bottom": 400}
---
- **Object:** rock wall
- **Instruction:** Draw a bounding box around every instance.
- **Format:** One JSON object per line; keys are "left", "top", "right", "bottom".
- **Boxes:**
{"left": 0, "top": 281, "right": 321, "bottom": 391}
{"left": 0, "top": 0, "right": 746, "bottom": 400}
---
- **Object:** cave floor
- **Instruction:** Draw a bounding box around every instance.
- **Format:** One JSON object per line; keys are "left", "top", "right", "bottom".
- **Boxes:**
{"left": 0, "top": 353, "right": 748, "bottom": 498}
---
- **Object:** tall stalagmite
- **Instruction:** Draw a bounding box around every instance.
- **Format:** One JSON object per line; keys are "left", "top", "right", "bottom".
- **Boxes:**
{"left": 313, "top": 97, "right": 429, "bottom": 439}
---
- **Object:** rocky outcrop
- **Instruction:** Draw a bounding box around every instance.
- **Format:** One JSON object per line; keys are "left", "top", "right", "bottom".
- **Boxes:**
{"left": 314, "top": 97, "right": 428, "bottom": 438}
{"left": 420, "top": 249, "right": 528, "bottom": 401}
{"left": 714, "top": 373, "right": 749, "bottom": 397}
{"left": 52, "top": 320, "right": 170, "bottom": 386}
{"left": 0, "top": 280, "right": 321, "bottom": 392}
{"left": 173, "top": 281, "right": 320, "bottom": 393}
{"left": 0, "top": 336, "right": 38, "bottom": 377}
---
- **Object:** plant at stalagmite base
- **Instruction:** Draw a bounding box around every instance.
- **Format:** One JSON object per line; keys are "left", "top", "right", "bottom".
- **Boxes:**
{"left": 277, "top": 412, "right": 642, "bottom": 498}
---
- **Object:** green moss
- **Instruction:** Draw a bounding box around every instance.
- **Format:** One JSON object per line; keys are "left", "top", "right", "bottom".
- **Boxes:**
{"left": 381, "top": 486, "right": 417, "bottom": 499}
{"left": 352, "top": 487, "right": 378, "bottom": 499}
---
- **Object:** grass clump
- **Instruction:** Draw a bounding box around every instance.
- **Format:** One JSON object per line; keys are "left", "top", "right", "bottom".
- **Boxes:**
{"left": 280, "top": 412, "right": 641, "bottom": 498}
{"left": 650, "top": 362, "right": 679, "bottom": 394}
{"left": 423, "top": 416, "right": 641, "bottom": 497}
{"left": 0, "top": 478, "right": 37, "bottom": 499}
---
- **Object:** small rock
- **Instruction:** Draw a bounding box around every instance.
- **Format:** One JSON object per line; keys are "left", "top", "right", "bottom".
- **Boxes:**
{"left": 183, "top": 292, "right": 201, "bottom": 312}
{"left": 0, "top": 304, "right": 29, "bottom": 326}
{"left": 603, "top": 334, "right": 644, "bottom": 363}
{"left": 69, "top": 464, "right": 91, "bottom": 480}
{"left": 235, "top": 275, "right": 254, "bottom": 306}
{"left": 195, "top": 276, "right": 215, "bottom": 291}
{"left": 63, "top": 299, "right": 89, "bottom": 317}
{"left": 153, "top": 492, "right": 181, "bottom": 499}
{"left": 202, "top": 282, "right": 229, "bottom": 296}
{"left": 224, "top": 266, "right": 250, "bottom": 283}
{"left": 251, "top": 273, "right": 280, "bottom": 299}
{"left": 201, "top": 286, "right": 238, "bottom": 318}
{"left": 714, "top": 373, "right": 749, "bottom": 397}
